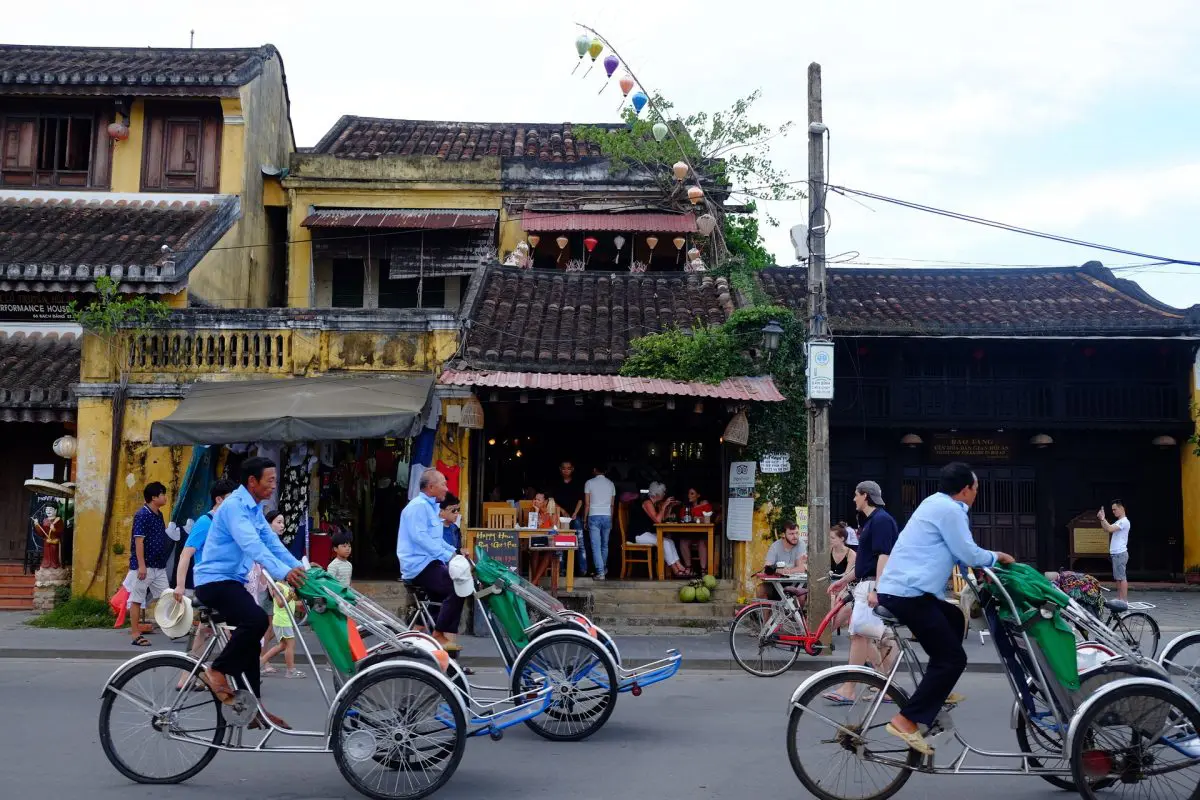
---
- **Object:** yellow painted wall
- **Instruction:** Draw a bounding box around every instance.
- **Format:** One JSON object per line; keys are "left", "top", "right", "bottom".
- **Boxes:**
{"left": 109, "top": 99, "right": 145, "bottom": 192}
{"left": 1182, "top": 364, "right": 1200, "bottom": 571}
{"left": 433, "top": 400, "right": 471, "bottom": 514}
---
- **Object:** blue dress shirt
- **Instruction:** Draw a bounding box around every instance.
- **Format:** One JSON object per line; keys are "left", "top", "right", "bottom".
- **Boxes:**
{"left": 397, "top": 493, "right": 455, "bottom": 579}
{"left": 194, "top": 486, "right": 300, "bottom": 586}
{"left": 876, "top": 491, "right": 997, "bottom": 599}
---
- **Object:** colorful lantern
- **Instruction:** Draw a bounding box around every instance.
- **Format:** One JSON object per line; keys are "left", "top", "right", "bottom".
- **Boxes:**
{"left": 583, "top": 39, "right": 604, "bottom": 76}
{"left": 652, "top": 122, "right": 669, "bottom": 142}
{"left": 572, "top": 34, "right": 590, "bottom": 74}
{"left": 631, "top": 91, "right": 648, "bottom": 115}
{"left": 646, "top": 236, "right": 658, "bottom": 250}
{"left": 583, "top": 237, "right": 598, "bottom": 252}
{"left": 696, "top": 213, "right": 717, "bottom": 236}
{"left": 687, "top": 186, "right": 704, "bottom": 205}
{"left": 672, "top": 161, "right": 689, "bottom": 181}
{"left": 107, "top": 121, "right": 130, "bottom": 141}
{"left": 687, "top": 246, "right": 701, "bottom": 261}
{"left": 603, "top": 54, "right": 619, "bottom": 77}
{"left": 673, "top": 237, "right": 686, "bottom": 251}
{"left": 556, "top": 236, "right": 569, "bottom": 250}
{"left": 528, "top": 234, "right": 540, "bottom": 248}
{"left": 617, "top": 75, "right": 636, "bottom": 110}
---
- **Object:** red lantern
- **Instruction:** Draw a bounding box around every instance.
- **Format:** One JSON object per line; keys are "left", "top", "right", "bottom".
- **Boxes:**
{"left": 583, "top": 237, "right": 598, "bottom": 252}
{"left": 106, "top": 121, "right": 130, "bottom": 141}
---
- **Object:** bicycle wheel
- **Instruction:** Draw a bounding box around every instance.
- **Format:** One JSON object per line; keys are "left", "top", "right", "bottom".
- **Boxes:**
{"left": 1160, "top": 631, "right": 1200, "bottom": 697}
{"left": 511, "top": 632, "right": 618, "bottom": 742}
{"left": 1115, "top": 611, "right": 1161, "bottom": 659}
{"left": 99, "top": 653, "right": 226, "bottom": 784}
{"left": 1069, "top": 680, "right": 1200, "bottom": 800}
{"left": 1013, "top": 682, "right": 1076, "bottom": 791}
{"left": 729, "top": 602, "right": 802, "bottom": 677}
{"left": 332, "top": 663, "right": 466, "bottom": 800}
{"left": 787, "top": 670, "right": 919, "bottom": 800}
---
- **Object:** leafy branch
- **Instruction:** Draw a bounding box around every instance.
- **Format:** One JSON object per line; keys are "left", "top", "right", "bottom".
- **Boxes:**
{"left": 69, "top": 276, "right": 169, "bottom": 337}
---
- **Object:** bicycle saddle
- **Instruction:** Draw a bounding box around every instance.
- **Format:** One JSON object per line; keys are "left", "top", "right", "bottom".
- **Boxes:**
{"left": 873, "top": 604, "right": 899, "bottom": 625}
{"left": 1104, "top": 598, "right": 1129, "bottom": 613}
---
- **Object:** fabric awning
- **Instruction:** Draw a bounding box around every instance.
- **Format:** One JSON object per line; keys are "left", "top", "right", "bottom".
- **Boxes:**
{"left": 518, "top": 211, "right": 697, "bottom": 234}
{"left": 151, "top": 374, "right": 435, "bottom": 445}
{"left": 301, "top": 208, "right": 497, "bottom": 230}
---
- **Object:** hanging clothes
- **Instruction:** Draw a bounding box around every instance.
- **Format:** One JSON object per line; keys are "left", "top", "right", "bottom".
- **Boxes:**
{"left": 436, "top": 460, "right": 461, "bottom": 497}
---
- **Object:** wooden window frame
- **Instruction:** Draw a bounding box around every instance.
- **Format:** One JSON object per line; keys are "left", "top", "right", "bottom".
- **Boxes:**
{"left": 1, "top": 105, "right": 110, "bottom": 189}
{"left": 141, "top": 102, "right": 222, "bottom": 193}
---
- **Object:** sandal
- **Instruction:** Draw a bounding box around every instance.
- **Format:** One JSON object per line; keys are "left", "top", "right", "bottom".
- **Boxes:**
{"left": 283, "top": 669, "right": 306, "bottom": 679}
{"left": 823, "top": 691, "right": 855, "bottom": 705}
{"left": 261, "top": 664, "right": 278, "bottom": 675}
{"left": 131, "top": 635, "right": 151, "bottom": 647}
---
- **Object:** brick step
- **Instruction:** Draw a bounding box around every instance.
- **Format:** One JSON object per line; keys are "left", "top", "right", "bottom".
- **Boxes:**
{"left": 0, "top": 598, "right": 33, "bottom": 611}
{"left": 0, "top": 575, "right": 36, "bottom": 588}
{"left": 0, "top": 586, "right": 35, "bottom": 600}
{"left": 592, "top": 601, "right": 739, "bottom": 618}
{"left": 0, "top": 562, "right": 30, "bottom": 577}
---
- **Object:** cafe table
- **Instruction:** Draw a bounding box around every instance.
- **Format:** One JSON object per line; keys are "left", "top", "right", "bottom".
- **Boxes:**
{"left": 462, "top": 527, "right": 576, "bottom": 594}
{"left": 652, "top": 522, "right": 716, "bottom": 581}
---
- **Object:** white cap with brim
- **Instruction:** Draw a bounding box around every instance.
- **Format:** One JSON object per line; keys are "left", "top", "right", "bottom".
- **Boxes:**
{"left": 154, "top": 589, "right": 194, "bottom": 639}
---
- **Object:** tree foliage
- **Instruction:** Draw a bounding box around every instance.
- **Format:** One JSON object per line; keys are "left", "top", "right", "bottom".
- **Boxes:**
{"left": 69, "top": 276, "right": 169, "bottom": 336}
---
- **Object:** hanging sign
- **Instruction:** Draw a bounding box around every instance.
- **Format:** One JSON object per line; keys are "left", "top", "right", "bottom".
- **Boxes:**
{"left": 0, "top": 291, "right": 74, "bottom": 322}
{"left": 760, "top": 453, "right": 791, "bottom": 474}
{"left": 726, "top": 461, "right": 757, "bottom": 541}
{"left": 807, "top": 341, "right": 835, "bottom": 400}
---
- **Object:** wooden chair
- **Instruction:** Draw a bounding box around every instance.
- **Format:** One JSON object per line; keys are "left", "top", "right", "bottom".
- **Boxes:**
{"left": 485, "top": 507, "right": 517, "bottom": 529}
{"left": 619, "top": 501, "right": 657, "bottom": 579}
{"left": 518, "top": 500, "right": 535, "bottom": 523}
{"left": 483, "top": 502, "right": 511, "bottom": 519}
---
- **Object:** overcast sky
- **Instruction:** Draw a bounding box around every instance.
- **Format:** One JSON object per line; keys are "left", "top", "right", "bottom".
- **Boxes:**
{"left": 9, "top": 1, "right": 1200, "bottom": 307}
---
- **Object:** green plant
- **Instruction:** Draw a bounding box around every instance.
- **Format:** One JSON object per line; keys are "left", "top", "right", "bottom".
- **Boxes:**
{"left": 26, "top": 597, "right": 115, "bottom": 629}
{"left": 111, "top": 542, "right": 125, "bottom": 556}
{"left": 52, "top": 585, "right": 71, "bottom": 606}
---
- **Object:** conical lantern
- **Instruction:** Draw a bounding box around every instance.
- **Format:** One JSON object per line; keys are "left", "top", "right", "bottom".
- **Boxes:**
{"left": 556, "top": 236, "right": 569, "bottom": 250}
{"left": 687, "top": 186, "right": 704, "bottom": 205}
{"left": 672, "top": 162, "right": 688, "bottom": 181}
{"left": 652, "top": 122, "right": 669, "bottom": 142}
{"left": 646, "top": 236, "right": 658, "bottom": 250}
{"left": 528, "top": 234, "right": 540, "bottom": 248}
{"left": 672, "top": 237, "right": 686, "bottom": 251}
{"left": 583, "top": 237, "right": 598, "bottom": 252}
{"left": 613, "top": 235, "right": 626, "bottom": 266}
{"left": 723, "top": 410, "right": 750, "bottom": 446}
{"left": 459, "top": 394, "right": 485, "bottom": 430}
{"left": 696, "top": 214, "right": 717, "bottom": 236}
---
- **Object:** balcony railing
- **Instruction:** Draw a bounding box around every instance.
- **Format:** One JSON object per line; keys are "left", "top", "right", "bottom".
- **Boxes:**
{"left": 128, "top": 331, "right": 292, "bottom": 374}
{"left": 832, "top": 376, "right": 1186, "bottom": 425}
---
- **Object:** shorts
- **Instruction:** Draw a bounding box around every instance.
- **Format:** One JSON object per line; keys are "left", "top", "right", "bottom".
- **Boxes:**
{"left": 127, "top": 567, "right": 170, "bottom": 605}
{"left": 1111, "top": 551, "right": 1129, "bottom": 581}
{"left": 273, "top": 624, "right": 295, "bottom": 640}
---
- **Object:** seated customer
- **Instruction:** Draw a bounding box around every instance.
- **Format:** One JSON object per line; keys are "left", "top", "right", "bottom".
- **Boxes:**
{"left": 678, "top": 486, "right": 714, "bottom": 573}
{"left": 757, "top": 522, "right": 807, "bottom": 599}
{"left": 528, "top": 492, "right": 561, "bottom": 585}
{"left": 629, "top": 482, "right": 691, "bottom": 578}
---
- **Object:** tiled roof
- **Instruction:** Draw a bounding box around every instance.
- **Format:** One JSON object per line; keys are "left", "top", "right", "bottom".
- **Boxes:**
{"left": 311, "top": 117, "right": 620, "bottom": 162}
{"left": 302, "top": 208, "right": 497, "bottom": 230}
{"left": 0, "top": 194, "right": 240, "bottom": 293}
{"left": 0, "top": 44, "right": 277, "bottom": 96}
{"left": 461, "top": 265, "right": 736, "bottom": 373}
{"left": 439, "top": 369, "right": 784, "bottom": 401}
{"left": 519, "top": 211, "right": 697, "bottom": 233}
{"left": 0, "top": 332, "right": 78, "bottom": 422}
{"left": 755, "top": 263, "right": 1198, "bottom": 336}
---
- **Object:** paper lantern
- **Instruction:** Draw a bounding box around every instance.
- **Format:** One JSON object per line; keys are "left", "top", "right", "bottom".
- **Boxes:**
{"left": 52, "top": 435, "right": 78, "bottom": 460}
{"left": 588, "top": 39, "right": 603, "bottom": 60}
{"left": 107, "top": 121, "right": 130, "bottom": 141}
{"left": 672, "top": 162, "right": 688, "bottom": 181}
{"left": 603, "top": 54, "right": 619, "bottom": 77}
{"left": 631, "top": 92, "right": 648, "bottom": 114}
{"left": 528, "top": 234, "right": 540, "bottom": 248}
{"left": 696, "top": 213, "right": 717, "bottom": 236}
{"left": 672, "top": 237, "right": 686, "bottom": 251}
{"left": 556, "top": 236, "right": 569, "bottom": 250}
{"left": 619, "top": 75, "right": 635, "bottom": 96}
{"left": 652, "top": 122, "right": 669, "bottom": 142}
{"left": 687, "top": 186, "right": 704, "bottom": 205}
{"left": 646, "top": 236, "right": 658, "bottom": 250}
{"left": 583, "top": 237, "right": 598, "bottom": 252}
{"left": 459, "top": 395, "right": 484, "bottom": 430}
{"left": 723, "top": 410, "right": 750, "bottom": 446}
{"left": 614, "top": 235, "right": 626, "bottom": 250}
{"left": 687, "top": 247, "right": 700, "bottom": 261}
{"left": 575, "top": 35, "right": 591, "bottom": 57}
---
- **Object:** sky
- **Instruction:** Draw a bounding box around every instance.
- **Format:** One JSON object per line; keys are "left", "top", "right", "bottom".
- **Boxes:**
{"left": 8, "top": 0, "right": 1200, "bottom": 306}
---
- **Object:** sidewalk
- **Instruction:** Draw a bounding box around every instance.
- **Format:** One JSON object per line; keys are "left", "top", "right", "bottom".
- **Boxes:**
{"left": 1, "top": 589, "right": 1193, "bottom": 671}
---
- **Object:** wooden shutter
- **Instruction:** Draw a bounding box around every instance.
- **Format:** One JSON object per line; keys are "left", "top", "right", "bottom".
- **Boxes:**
{"left": 141, "top": 116, "right": 166, "bottom": 190}
{"left": 2, "top": 117, "right": 36, "bottom": 183}
{"left": 141, "top": 103, "right": 223, "bottom": 192}
{"left": 164, "top": 119, "right": 201, "bottom": 189}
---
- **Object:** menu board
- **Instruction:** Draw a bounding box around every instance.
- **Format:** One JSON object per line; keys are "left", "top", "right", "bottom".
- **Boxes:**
{"left": 472, "top": 528, "right": 519, "bottom": 571}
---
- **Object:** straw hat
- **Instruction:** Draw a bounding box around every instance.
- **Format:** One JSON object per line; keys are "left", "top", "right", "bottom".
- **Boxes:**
{"left": 154, "top": 589, "right": 194, "bottom": 639}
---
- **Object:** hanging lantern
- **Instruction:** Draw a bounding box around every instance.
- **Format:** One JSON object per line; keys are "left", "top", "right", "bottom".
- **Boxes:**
{"left": 646, "top": 236, "right": 658, "bottom": 250}
{"left": 52, "top": 435, "right": 78, "bottom": 460}
{"left": 696, "top": 213, "right": 717, "bottom": 236}
{"left": 723, "top": 410, "right": 750, "bottom": 446}
{"left": 631, "top": 91, "right": 648, "bottom": 115}
{"left": 597, "top": 54, "right": 620, "bottom": 94}
{"left": 687, "top": 258, "right": 707, "bottom": 273}
{"left": 459, "top": 395, "right": 485, "bottom": 430}
{"left": 613, "top": 235, "right": 626, "bottom": 266}
{"left": 687, "top": 246, "right": 701, "bottom": 261}
{"left": 572, "top": 34, "right": 590, "bottom": 74}
{"left": 583, "top": 237, "right": 598, "bottom": 252}
{"left": 516, "top": 241, "right": 530, "bottom": 252}
{"left": 672, "top": 237, "right": 686, "bottom": 251}
{"left": 106, "top": 120, "right": 130, "bottom": 141}
{"left": 652, "top": 122, "right": 669, "bottom": 142}
{"left": 672, "top": 161, "right": 689, "bottom": 181}
{"left": 584, "top": 38, "right": 604, "bottom": 76}
{"left": 616, "top": 75, "right": 635, "bottom": 110}
{"left": 687, "top": 186, "right": 704, "bottom": 205}
{"left": 528, "top": 234, "right": 540, "bottom": 248}
{"left": 556, "top": 236, "right": 569, "bottom": 250}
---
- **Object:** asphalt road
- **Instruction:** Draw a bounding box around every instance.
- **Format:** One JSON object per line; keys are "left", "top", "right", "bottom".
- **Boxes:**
{"left": 0, "top": 659, "right": 1094, "bottom": 800}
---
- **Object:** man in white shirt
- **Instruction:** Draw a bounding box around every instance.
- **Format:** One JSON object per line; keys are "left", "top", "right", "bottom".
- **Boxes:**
{"left": 1098, "top": 500, "right": 1131, "bottom": 601}
{"left": 583, "top": 464, "right": 617, "bottom": 580}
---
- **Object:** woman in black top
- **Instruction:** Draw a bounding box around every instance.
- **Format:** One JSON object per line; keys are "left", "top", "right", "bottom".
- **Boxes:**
{"left": 828, "top": 523, "right": 855, "bottom": 578}
{"left": 628, "top": 482, "right": 691, "bottom": 577}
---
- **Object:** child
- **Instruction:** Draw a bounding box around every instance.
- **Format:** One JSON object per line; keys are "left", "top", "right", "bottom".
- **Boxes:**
{"left": 327, "top": 532, "right": 353, "bottom": 588}
{"left": 260, "top": 580, "right": 305, "bottom": 678}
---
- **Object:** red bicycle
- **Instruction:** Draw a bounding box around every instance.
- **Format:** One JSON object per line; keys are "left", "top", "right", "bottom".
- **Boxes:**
{"left": 728, "top": 573, "right": 853, "bottom": 677}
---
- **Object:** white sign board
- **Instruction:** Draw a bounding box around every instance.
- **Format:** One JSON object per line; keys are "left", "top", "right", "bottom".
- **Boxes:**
{"left": 760, "top": 453, "right": 791, "bottom": 474}
{"left": 726, "top": 461, "right": 757, "bottom": 541}
{"left": 807, "top": 341, "right": 835, "bottom": 400}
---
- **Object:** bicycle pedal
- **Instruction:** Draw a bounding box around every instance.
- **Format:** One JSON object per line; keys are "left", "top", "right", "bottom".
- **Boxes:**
{"left": 221, "top": 690, "right": 258, "bottom": 727}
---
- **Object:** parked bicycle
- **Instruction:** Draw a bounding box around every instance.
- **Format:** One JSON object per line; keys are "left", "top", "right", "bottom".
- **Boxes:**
{"left": 1093, "top": 590, "right": 1160, "bottom": 658}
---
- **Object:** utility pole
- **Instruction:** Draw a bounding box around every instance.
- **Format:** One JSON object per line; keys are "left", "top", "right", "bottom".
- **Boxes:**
{"left": 805, "top": 62, "right": 833, "bottom": 643}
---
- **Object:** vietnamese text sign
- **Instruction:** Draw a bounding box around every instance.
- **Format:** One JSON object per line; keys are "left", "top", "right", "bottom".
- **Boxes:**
{"left": 726, "top": 461, "right": 757, "bottom": 541}
{"left": 807, "top": 341, "right": 835, "bottom": 400}
{"left": 0, "top": 291, "right": 74, "bottom": 322}
{"left": 760, "top": 453, "right": 791, "bottom": 474}
{"left": 931, "top": 434, "right": 1012, "bottom": 462}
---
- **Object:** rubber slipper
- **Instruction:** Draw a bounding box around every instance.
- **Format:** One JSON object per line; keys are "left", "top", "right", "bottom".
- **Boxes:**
{"left": 823, "top": 691, "right": 855, "bottom": 705}
{"left": 131, "top": 636, "right": 151, "bottom": 647}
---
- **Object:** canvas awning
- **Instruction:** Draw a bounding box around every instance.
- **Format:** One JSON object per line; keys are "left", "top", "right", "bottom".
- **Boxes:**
{"left": 151, "top": 374, "right": 435, "bottom": 445}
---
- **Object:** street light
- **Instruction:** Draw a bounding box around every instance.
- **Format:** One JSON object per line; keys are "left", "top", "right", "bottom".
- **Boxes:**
{"left": 761, "top": 320, "right": 784, "bottom": 353}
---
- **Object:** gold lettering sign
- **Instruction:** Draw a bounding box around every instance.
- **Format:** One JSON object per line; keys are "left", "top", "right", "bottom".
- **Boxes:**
{"left": 931, "top": 435, "right": 1012, "bottom": 461}
{"left": 1072, "top": 527, "right": 1109, "bottom": 556}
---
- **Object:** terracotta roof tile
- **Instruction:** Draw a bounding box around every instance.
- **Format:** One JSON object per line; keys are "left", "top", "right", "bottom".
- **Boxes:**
{"left": 756, "top": 264, "right": 1196, "bottom": 336}
{"left": 0, "top": 194, "right": 240, "bottom": 293}
{"left": 312, "top": 117, "right": 620, "bottom": 163}
{"left": 0, "top": 332, "right": 77, "bottom": 421}
{"left": 439, "top": 370, "right": 784, "bottom": 401}
{"left": 462, "top": 266, "right": 735, "bottom": 373}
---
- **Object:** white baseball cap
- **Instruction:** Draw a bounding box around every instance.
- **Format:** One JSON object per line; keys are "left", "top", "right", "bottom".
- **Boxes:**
{"left": 447, "top": 554, "right": 474, "bottom": 598}
{"left": 154, "top": 589, "right": 194, "bottom": 639}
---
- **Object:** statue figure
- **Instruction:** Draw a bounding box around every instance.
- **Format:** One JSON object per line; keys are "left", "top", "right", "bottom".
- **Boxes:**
{"left": 33, "top": 504, "right": 64, "bottom": 570}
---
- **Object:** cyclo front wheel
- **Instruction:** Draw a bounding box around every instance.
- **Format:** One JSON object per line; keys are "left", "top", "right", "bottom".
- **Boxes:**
{"left": 729, "top": 601, "right": 802, "bottom": 677}
{"left": 511, "top": 631, "right": 618, "bottom": 742}
{"left": 788, "top": 669, "right": 920, "bottom": 800}
{"left": 1114, "top": 610, "right": 1161, "bottom": 659}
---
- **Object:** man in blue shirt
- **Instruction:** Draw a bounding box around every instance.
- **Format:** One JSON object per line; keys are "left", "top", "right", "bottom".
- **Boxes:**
{"left": 194, "top": 458, "right": 305, "bottom": 730}
{"left": 875, "top": 462, "right": 1013, "bottom": 755}
{"left": 127, "top": 482, "right": 171, "bottom": 647}
{"left": 439, "top": 492, "right": 462, "bottom": 550}
{"left": 398, "top": 469, "right": 464, "bottom": 650}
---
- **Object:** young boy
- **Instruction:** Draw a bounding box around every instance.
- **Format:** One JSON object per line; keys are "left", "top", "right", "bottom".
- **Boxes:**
{"left": 260, "top": 580, "right": 305, "bottom": 678}
{"left": 327, "top": 532, "right": 353, "bottom": 588}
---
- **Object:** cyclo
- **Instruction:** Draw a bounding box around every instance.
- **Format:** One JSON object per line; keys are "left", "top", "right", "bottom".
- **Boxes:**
{"left": 786, "top": 564, "right": 1200, "bottom": 800}
{"left": 401, "top": 546, "right": 683, "bottom": 741}
{"left": 99, "top": 566, "right": 554, "bottom": 800}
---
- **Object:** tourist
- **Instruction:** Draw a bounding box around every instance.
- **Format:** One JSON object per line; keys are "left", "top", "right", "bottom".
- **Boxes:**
{"left": 875, "top": 462, "right": 1014, "bottom": 754}
{"left": 327, "top": 532, "right": 353, "bottom": 589}
{"left": 260, "top": 577, "right": 305, "bottom": 679}
{"left": 828, "top": 524, "right": 856, "bottom": 632}
{"left": 438, "top": 493, "right": 462, "bottom": 550}
{"left": 554, "top": 460, "right": 588, "bottom": 575}
{"left": 1097, "top": 500, "right": 1131, "bottom": 601}
{"left": 630, "top": 482, "right": 690, "bottom": 578}
{"left": 757, "top": 521, "right": 806, "bottom": 598}
{"left": 126, "top": 482, "right": 172, "bottom": 647}
{"left": 678, "top": 486, "right": 714, "bottom": 574}
{"left": 194, "top": 457, "right": 306, "bottom": 730}
{"left": 584, "top": 464, "right": 617, "bottom": 580}
{"left": 528, "top": 491, "right": 562, "bottom": 585}
{"left": 397, "top": 469, "right": 464, "bottom": 650}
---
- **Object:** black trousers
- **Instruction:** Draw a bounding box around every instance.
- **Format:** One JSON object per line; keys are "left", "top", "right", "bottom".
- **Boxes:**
{"left": 411, "top": 560, "right": 464, "bottom": 634}
{"left": 195, "top": 580, "right": 269, "bottom": 698}
{"left": 875, "top": 592, "right": 966, "bottom": 727}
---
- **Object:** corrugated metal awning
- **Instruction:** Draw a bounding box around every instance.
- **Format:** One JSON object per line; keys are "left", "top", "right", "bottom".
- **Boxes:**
{"left": 439, "top": 369, "right": 784, "bottom": 401}
{"left": 302, "top": 208, "right": 498, "bottom": 230}
{"left": 518, "top": 211, "right": 697, "bottom": 234}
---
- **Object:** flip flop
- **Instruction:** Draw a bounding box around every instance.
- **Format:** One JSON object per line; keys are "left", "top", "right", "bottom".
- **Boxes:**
{"left": 865, "top": 688, "right": 896, "bottom": 704}
{"left": 131, "top": 635, "right": 151, "bottom": 647}
{"left": 823, "top": 691, "right": 855, "bottom": 705}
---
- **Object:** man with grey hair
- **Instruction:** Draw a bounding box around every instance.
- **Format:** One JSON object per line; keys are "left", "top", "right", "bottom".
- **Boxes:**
{"left": 397, "top": 468, "right": 463, "bottom": 649}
